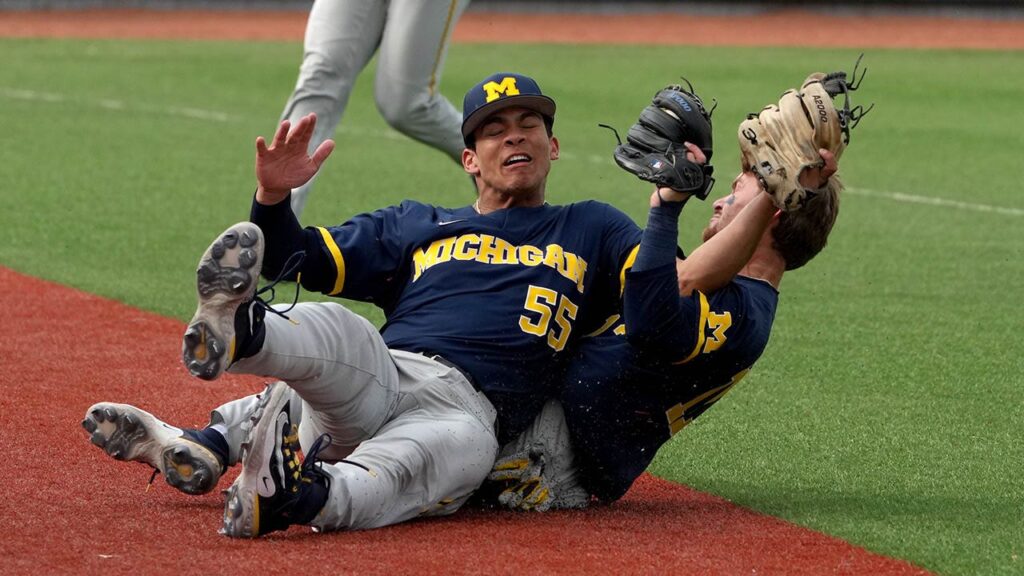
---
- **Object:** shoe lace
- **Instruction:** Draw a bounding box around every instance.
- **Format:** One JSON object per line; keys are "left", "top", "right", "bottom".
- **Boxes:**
{"left": 147, "top": 468, "right": 160, "bottom": 491}
{"left": 300, "top": 433, "right": 332, "bottom": 479}
{"left": 253, "top": 250, "right": 306, "bottom": 324}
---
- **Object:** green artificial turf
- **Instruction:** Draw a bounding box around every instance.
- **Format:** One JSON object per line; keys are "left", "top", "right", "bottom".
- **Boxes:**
{"left": 2, "top": 38, "right": 1022, "bottom": 575}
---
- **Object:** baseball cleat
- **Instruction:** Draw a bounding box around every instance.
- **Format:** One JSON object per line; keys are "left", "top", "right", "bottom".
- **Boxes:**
{"left": 183, "top": 222, "right": 265, "bottom": 381}
{"left": 82, "top": 402, "right": 223, "bottom": 495}
{"left": 221, "top": 382, "right": 330, "bottom": 538}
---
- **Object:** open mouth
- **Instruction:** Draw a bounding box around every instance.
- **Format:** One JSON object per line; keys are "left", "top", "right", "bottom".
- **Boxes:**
{"left": 503, "top": 153, "right": 532, "bottom": 167}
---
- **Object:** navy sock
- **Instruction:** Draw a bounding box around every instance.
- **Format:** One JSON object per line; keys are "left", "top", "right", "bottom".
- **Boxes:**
{"left": 291, "top": 473, "right": 330, "bottom": 526}
{"left": 182, "top": 427, "right": 229, "bottom": 472}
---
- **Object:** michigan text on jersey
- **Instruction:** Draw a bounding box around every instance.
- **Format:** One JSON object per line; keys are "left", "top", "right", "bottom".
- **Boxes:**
{"left": 412, "top": 234, "right": 588, "bottom": 293}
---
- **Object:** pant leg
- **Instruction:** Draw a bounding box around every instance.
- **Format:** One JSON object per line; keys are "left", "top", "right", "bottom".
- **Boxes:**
{"left": 373, "top": 0, "right": 469, "bottom": 162}
{"left": 281, "top": 0, "right": 388, "bottom": 217}
{"left": 309, "top": 350, "right": 498, "bottom": 531}
{"left": 229, "top": 302, "right": 401, "bottom": 456}
{"left": 207, "top": 386, "right": 304, "bottom": 466}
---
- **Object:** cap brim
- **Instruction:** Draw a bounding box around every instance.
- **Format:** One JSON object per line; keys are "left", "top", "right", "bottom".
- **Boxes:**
{"left": 462, "top": 95, "right": 556, "bottom": 141}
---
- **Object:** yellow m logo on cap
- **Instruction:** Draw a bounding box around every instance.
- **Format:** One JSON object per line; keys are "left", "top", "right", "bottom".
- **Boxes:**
{"left": 483, "top": 77, "right": 520, "bottom": 103}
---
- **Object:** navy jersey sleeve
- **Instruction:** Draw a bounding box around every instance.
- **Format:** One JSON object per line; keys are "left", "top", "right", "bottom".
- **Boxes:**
{"left": 252, "top": 197, "right": 427, "bottom": 308}
{"left": 623, "top": 263, "right": 698, "bottom": 359}
{"left": 249, "top": 193, "right": 305, "bottom": 280}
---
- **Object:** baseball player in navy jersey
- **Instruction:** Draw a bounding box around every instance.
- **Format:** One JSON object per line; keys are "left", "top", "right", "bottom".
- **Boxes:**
{"left": 82, "top": 72, "right": 644, "bottom": 536}
{"left": 487, "top": 145, "right": 843, "bottom": 509}
{"left": 482, "top": 65, "right": 867, "bottom": 509}
{"left": 280, "top": 0, "right": 470, "bottom": 218}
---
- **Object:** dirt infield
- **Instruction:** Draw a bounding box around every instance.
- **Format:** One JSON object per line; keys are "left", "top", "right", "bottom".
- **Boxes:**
{"left": 0, "top": 8, "right": 1022, "bottom": 49}
{"left": 0, "top": 266, "right": 931, "bottom": 575}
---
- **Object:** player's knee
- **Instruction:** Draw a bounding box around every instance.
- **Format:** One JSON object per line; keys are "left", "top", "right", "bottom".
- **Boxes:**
{"left": 295, "top": 52, "right": 355, "bottom": 96}
{"left": 375, "top": 90, "right": 432, "bottom": 133}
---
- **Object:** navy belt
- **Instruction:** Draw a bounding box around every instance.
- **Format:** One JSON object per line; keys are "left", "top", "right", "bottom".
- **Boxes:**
{"left": 431, "top": 355, "right": 481, "bottom": 392}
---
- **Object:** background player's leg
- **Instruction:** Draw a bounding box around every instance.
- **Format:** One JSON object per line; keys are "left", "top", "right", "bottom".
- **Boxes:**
{"left": 373, "top": 0, "right": 469, "bottom": 163}
{"left": 280, "top": 0, "right": 387, "bottom": 217}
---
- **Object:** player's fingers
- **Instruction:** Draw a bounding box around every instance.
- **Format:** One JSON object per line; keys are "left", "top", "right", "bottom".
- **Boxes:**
{"left": 819, "top": 148, "right": 838, "bottom": 178}
{"left": 286, "top": 116, "right": 305, "bottom": 143}
{"left": 683, "top": 141, "right": 707, "bottom": 165}
{"left": 311, "top": 140, "right": 335, "bottom": 167}
{"left": 299, "top": 114, "right": 317, "bottom": 144}
{"left": 272, "top": 120, "right": 290, "bottom": 148}
{"left": 255, "top": 136, "right": 268, "bottom": 155}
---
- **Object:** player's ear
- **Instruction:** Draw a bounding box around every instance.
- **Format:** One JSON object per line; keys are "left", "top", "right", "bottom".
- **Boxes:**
{"left": 462, "top": 148, "right": 481, "bottom": 176}
{"left": 549, "top": 136, "right": 559, "bottom": 161}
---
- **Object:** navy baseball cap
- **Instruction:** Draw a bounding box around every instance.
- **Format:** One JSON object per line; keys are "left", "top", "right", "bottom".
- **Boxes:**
{"left": 461, "top": 72, "right": 556, "bottom": 146}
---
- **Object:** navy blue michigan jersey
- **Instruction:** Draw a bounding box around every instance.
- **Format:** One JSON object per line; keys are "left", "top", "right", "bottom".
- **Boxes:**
{"left": 252, "top": 198, "right": 641, "bottom": 442}
{"left": 560, "top": 270, "right": 778, "bottom": 502}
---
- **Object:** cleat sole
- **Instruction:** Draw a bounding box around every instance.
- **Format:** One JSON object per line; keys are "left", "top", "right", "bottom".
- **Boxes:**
{"left": 182, "top": 222, "right": 264, "bottom": 381}
{"left": 82, "top": 403, "right": 223, "bottom": 495}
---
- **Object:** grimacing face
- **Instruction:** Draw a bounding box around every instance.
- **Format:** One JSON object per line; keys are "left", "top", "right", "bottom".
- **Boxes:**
{"left": 463, "top": 107, "right": 558, "bottom": 198}
{"left": 702, "top": 170, "right": 763, "bottom": 242}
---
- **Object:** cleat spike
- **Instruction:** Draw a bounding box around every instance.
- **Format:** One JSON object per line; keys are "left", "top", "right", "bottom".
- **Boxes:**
{"left": 208, "top": 339, "right": 224, "bottom": 358}
{"left": 238, "top": 249, "right": 257, "bottom": 269}
{"left": 239, "top": 230, "right": 258, "bottom": 248}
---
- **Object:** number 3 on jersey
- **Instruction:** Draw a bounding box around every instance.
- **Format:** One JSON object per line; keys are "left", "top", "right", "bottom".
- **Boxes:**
{"left": 519, "top": 285, "right": 579, "bottom": 351}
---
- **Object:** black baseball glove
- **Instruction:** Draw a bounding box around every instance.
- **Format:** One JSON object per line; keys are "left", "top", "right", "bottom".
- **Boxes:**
{"left": 612, "top": 83, "right": 715, "bottom": 199}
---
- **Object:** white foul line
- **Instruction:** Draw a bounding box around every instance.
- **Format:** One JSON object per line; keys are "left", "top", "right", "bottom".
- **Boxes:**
{"left": 845, "top": 187, "right": 1024, "bottom": 217}
{"left": 0, "top": 87, "right": 233, "bottom": 123}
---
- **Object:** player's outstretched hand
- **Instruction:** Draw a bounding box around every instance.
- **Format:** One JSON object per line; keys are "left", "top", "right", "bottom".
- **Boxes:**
{"left": 255, "top": 113, "right": 335, "bottom": 205}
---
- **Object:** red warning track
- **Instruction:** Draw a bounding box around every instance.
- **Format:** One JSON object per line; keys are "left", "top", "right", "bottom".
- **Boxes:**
{"left": 0, "top": 7, "right": 965, "bottom": 573}
{"left": 0, "top": 8, "right": 1022, "bottom": 49}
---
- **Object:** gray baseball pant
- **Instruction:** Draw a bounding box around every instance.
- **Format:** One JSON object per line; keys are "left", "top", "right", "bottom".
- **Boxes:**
{"left": 212, "top": 301, "right": 497, "bottom": 531}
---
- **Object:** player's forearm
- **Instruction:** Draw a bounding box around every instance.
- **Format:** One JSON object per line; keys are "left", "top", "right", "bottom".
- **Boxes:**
{"left": 632, "top": 201, "right": 686, "bottom": 273}
{"left": 676, "top": 194, "right": 776, "bottom": 295}
{"left": 249, "top": 192, "right": 308, "bottom": 282}
{"left": 623, "top": 265, "right": 698, "bottom": 357}
{"left": 624, "top": 201, "right": 695, "bottom": 350}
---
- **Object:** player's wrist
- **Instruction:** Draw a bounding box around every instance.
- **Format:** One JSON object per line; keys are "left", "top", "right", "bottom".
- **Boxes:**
{"left": 651, "top": 187, "right": 691, "bottom": 207}
{"left": 256, "top": 184, "right": 291, "bottom": 206}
